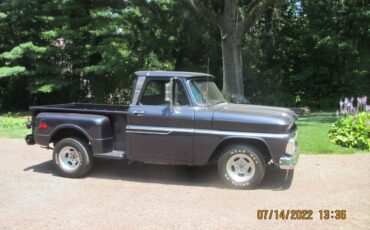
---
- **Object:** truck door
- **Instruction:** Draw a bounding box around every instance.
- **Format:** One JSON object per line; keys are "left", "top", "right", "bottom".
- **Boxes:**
{"left": 127, "top": 77, "right": 194, "bottom": 164}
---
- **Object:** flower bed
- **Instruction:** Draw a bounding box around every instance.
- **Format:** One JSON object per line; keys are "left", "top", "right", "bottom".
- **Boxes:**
{"left": 329, "top": 96, "right": 370, "bottom": 150}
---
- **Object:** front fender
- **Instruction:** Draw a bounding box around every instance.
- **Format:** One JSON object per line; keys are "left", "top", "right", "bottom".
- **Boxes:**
{"left": 194, "top": 130, "right": 290, "bottom": 165}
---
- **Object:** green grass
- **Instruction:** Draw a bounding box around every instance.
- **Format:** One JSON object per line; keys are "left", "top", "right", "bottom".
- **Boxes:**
{"left": 297, "top": 112, "right": 368, "bottom": 154}
{"left": 0, "top": 112, "right": 31, "bottom": 138}
{"left": 0, "top": 126, "right": 30, "bottom": 138}
{"left": 0, "top": 111, "right": 368, "bottom": 154}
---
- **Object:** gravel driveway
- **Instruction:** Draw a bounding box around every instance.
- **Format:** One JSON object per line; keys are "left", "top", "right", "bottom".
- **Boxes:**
{"left": 0, "top": 137, "right": 369, "bottom": 229}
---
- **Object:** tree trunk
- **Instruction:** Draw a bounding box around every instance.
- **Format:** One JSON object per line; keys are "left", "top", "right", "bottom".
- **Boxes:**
{"left": 220, "top": 0, "right": 247, "bottom": 104}
{"left": 186, "top": 0, "right": 271, "bottom": 103}
{"left": 221, "top": 32, "right": 246, "bottom": 103}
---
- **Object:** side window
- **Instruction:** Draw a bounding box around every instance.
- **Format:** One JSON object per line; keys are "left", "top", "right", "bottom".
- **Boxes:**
{"left": 139, "top": 79, "right": 189, "bottom": 106}
{"left": 140, "top": 80, "right": 170, "bottom": 105}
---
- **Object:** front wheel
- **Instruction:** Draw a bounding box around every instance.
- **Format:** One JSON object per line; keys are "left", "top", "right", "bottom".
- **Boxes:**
{"left": 218, "top": 144, "right": 266, "bottom": 189}
{"left": 53, "top": 137, "right": 93, "bottom": 178}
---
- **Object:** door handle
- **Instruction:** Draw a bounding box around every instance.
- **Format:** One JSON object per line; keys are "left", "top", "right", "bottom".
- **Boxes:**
{"left": 133, "top": 111, "right": 145, "bottom": 116}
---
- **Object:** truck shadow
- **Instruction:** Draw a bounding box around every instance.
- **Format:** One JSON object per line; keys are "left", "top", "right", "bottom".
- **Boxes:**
{"left": 24, "top": 159, "right": 294, "bottom": 191}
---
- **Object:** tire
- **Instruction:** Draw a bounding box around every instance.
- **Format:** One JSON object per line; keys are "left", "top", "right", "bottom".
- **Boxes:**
{"left": 217, "top": 144, "right": 266, "bottom": 189}
{"left": 53, "top": 138, "right": 93, "bottom": 178}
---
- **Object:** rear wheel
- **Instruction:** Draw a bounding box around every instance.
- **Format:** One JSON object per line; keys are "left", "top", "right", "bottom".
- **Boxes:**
{"left": 218, "top": 144, "right": 266, "bottom": 189}
{"left": 53, "top": 138, "right": 93, "bottom": 178}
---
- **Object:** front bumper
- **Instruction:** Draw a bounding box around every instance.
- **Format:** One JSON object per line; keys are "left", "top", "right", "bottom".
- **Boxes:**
{"left": 279, "top": 144, "right": 299, "bottom": 170}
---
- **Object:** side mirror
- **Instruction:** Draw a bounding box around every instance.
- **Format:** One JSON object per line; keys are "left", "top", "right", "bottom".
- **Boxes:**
{"left": 169, "top": 77, "right": 177, "bottom": 111}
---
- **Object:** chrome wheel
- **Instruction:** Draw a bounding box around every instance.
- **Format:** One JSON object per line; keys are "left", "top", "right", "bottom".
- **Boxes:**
{"left": 58, "top": 146, "right": 81, "bottom": 172}
{"left": 226, "top": 153, "right": 256, "bottom": 183}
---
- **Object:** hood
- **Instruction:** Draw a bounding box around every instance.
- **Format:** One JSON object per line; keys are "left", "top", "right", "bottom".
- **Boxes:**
{"left": 212, "top": 103, "right": 297, "bottom": 134}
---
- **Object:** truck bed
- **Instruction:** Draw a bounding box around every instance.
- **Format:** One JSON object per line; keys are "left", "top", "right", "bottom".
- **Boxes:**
{"left": 30, "top": 103, "right": 129, "bottom": 152}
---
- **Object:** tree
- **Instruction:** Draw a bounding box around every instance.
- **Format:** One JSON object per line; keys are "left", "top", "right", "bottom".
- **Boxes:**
{"left": 185, "top": 0, "right": 274, "bottom": 103}
{"left": 1, "top": 0, "right": 368, "bottom": 110}
{"left": 242, "top": 0, "right": 370, "bottom": 108}
{"left": 0, "top": 0, "right": 64, "bottom": 110}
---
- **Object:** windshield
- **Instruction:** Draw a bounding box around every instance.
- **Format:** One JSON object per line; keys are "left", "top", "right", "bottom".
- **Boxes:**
{"left": 189, "top": 79, "right": 226, "bottom": 106}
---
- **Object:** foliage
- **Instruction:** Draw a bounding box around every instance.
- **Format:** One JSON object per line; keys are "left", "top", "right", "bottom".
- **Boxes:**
{"left": 329, "top": 96, "right": 370, "bottom": 150}
{"left": 0, "top": 66, "right": 26, "bottom": 78}
{"left": 244, "top": 0, "right": 370, "bottom": 108}
{"left": 328, "top": 112, "right": 370, "bottom": 150}
{"left": 0, "top": 114, "right": 27, "bottom": 128}
{"left": 0, "top": 0, "right": 369, "bottom": 110}
{"left": 0, "top": 112, "right": 29, "bottom": 138}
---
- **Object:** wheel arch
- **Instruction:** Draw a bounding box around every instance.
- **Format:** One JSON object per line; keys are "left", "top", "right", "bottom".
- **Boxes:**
{"left": 207, "top": 137, "right": 271, "bottom": 164}
{"left": 50, "top": 125, "right": 91, "bottom": 146}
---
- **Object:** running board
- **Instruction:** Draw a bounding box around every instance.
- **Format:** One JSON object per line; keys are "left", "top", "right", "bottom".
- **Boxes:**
{"left": 94, "top": 151, "right": 126, "bottom": 160}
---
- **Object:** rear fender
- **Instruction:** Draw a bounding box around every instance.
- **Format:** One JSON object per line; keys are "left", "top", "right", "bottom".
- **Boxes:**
{"left": 33, "top": 112, "right": 113, "bottom": 154}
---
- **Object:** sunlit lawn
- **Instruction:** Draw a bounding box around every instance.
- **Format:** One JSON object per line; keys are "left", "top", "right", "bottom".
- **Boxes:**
{"left": 0, "top": 112, "right": 30, "bottom": 139}
{"left": 297, "top": 112, "right": 368, "bottom": 154}
{"left": 0, "top": 126, "right": 29, "bottom": 138}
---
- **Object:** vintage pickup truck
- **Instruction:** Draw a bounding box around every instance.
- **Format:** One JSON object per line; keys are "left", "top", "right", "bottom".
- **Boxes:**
{"left": 25, "top": 71, "right": 299, "bottom": 189}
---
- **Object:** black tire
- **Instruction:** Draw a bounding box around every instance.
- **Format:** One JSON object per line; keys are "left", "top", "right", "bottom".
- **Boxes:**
{"left": 217, "top": 144, "right": 266, "bottom": 189}
{"left": 53, "top": 138, "right": 93, "bottom": 178}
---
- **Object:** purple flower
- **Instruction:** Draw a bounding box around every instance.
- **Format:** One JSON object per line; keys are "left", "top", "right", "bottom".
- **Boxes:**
{"left": 357, "top": 97, "right": 361, "bottom": 110}
{"left": 338, "top": 95, "right": 368, "bottom": 116}
{"left": 361, "top": 96, "right": 368, "bottom": 111}
{"left": 354, "top": 108, "right": 358, "bottom": 117}
{"left": 363, "top": 96, "right": 367, "bottom": 104}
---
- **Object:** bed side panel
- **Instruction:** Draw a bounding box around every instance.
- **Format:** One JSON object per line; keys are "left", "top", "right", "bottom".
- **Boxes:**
{"left": 33, "top": 112, "right": 114, "bottom": 154}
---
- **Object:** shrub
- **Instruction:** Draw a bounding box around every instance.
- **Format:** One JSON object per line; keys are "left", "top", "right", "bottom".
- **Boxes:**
{"left": 328, "top": 112, "right": 370, "bottom": 150}
{"left": 0, "top": 116, "right": 27, "bottom": 128}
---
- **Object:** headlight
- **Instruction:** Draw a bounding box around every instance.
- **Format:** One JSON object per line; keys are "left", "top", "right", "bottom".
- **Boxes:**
{"left": 285, "top": 132, "right": 297, "bottom": 156}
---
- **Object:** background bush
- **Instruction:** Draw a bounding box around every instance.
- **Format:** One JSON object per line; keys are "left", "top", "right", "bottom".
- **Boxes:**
{"left": 0, "top": 112, "right": 29, "bottom": 128}
{"left": 329, "top": 112, "right": 370, "bottom": 150}
{"left": 0, "top": 117, "right": 26, "bottom": 128}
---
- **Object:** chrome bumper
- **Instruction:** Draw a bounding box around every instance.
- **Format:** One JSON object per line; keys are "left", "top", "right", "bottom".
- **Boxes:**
{"left": 279, "top": 145, "right": 299, "bottom": 170}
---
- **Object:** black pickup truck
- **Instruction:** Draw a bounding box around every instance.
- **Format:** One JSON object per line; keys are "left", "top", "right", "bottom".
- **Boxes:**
{"left": 25, "top": 71, "right": 299, "bottom": 189}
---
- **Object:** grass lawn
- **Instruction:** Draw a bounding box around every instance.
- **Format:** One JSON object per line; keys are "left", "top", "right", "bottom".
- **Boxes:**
{"left": 0, "top": 126, "right": 30, "bottom": 138}
{"left": 0, "top": 112, "right": 31, "bottom": 139}
{"left": 0, "top": 111, "right": 368, "bottom": 154}
{"left": 297, "top": 112, "right": 368, "bottom": 154}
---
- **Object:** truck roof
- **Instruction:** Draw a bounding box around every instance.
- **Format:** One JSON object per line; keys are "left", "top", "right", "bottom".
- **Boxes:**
{"left": 134, "top": 71, "right": 214, "bottom": 78}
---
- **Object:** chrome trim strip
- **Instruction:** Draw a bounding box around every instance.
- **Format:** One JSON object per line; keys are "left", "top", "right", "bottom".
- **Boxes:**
{"left": 126, "top": 125, "right": 193, "bottom": 135}
{"left": 126, "top": 125, "right": 290, "bottom": 139}
{"left": 126, "top": 130, "right": 172, "bottom": 135}
{"left": 195, "top": 129, "right": 289, "bottom": 139}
